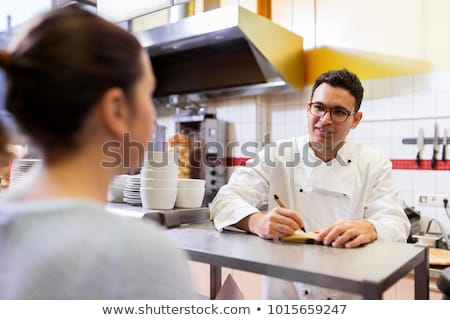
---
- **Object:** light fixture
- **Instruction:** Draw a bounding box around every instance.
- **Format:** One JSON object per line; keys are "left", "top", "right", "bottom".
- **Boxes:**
{"left": 97, "top": 0, "right": 191, "bottom": 23}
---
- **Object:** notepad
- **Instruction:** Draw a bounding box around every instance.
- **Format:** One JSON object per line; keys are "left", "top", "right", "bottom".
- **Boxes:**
{"left": 281, "top": 232, "right": 323, "bottom": 245}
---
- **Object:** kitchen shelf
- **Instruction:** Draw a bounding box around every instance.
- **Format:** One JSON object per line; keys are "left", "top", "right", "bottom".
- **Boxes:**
{"left": 402, "top": 138, "right": 448, "bottom": 145}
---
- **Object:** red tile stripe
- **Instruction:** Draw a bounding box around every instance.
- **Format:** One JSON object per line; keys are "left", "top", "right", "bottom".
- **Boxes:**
{"left": 226, "top": 157, "right": 250, "bottom": 167}
{"left": 390, "top": 159, "right": 450, "bottom": 170}
{"left": 228, "top": 157, "right": 450, "bottom": 170}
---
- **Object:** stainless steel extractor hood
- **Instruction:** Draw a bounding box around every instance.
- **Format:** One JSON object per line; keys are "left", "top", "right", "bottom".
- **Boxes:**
{"left": 134, "top": 5, "right": 304, "bottom": 103}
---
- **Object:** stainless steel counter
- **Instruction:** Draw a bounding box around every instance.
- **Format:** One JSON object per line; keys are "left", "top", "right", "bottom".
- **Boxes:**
{"left": 106, "top": 203, "right": 429, "bottom": 299}
{"left": 166, "top": 222, "right": 429, "bottom": 299}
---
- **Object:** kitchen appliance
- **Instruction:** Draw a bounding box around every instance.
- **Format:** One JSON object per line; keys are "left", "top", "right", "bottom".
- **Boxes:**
{"left": 173, "top": 107, "right": 227, "bottom": 205}
{"left": 134, "top": 5, "right": 303, "bottom": 102}
{"left": 412, "top": 219, "right": 445, "bottom": 248}
{"left": 150, "top": 122, "right": 166, "bottom": 152}
{"left": 404, "top": 205, "right": 421, "bottom": 243}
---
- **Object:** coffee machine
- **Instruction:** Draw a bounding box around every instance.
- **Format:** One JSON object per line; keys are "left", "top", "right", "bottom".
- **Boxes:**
{"left": 173, "top": 106, "right": 227, "bottom": 205}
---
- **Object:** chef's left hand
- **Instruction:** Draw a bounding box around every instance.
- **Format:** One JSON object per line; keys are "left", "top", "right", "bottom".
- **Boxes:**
{"left": 317, "top": 220, "right": 377, "bottom": 248}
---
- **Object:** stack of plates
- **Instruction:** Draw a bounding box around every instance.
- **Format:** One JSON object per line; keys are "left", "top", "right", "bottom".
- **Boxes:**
{"left": 9, "top": 159, "right": 41, "bottom": 187}
{"left": 123, "top": 174, "right": 141, "bottom": 206}
{"left": 107, "top": 174, "right": 129, "bottom": 203}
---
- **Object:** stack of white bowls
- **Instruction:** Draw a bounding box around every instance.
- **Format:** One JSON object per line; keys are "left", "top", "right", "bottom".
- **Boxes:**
{"left": 175, "top": 178, "right": 206, "bottom": 208}
{"left": 140, "top": 151, "right": 178, "bottom": 210}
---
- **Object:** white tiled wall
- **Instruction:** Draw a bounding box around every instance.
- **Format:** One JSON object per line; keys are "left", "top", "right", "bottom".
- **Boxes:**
{"left": 155, "top": 71, "right": 450, "bottom": 238}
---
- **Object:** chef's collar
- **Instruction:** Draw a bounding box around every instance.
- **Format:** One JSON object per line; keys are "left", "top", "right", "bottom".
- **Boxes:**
{"left": 304, "top": 135, "right": 353, "bottom": 165}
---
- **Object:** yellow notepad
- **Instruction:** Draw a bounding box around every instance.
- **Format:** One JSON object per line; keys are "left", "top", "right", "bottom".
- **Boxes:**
{"left": 281, "top": 232, "right": 323, "bottom": 245}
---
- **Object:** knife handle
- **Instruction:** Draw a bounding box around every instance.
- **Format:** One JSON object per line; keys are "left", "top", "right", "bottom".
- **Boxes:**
{"left": 416, "top": 152, "right": 421, "bottom": 167}
{"left": 431, "top": 149, "right": 437, "bottom": 169}
{"left": 442, "top": 144, "right": 446, "bottom": 161}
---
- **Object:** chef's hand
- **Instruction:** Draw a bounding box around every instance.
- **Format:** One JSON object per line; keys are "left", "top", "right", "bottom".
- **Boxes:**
{"left": 317, "top": 220, "right": 377, "bottom": 248}
{"left": 245, "top": 208, "right": 305, "bottom": 239}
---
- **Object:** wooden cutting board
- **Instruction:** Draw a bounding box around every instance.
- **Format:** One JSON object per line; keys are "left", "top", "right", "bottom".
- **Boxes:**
{"left": 429, "top": 248, "right": 450, "bottom": 265}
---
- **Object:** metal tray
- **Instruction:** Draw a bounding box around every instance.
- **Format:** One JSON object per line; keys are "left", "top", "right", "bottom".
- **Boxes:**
{"left": 143, "top": 207, "right": 210, "bottom": 228}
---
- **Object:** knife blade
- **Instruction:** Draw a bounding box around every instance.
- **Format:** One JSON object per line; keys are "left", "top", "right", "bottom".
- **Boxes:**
{"left": 443, "top": 128, "right": 448, "bottom": 161}
{"left": 416, "top": 128, "right": 424, "bottom": 167}
{"left": 431, "top": 122, "right": 439, "bottom": 169}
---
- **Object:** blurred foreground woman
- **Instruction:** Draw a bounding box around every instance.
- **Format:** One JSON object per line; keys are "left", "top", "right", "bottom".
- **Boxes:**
{"left": 0, "top": 6, "right": 197, "bottom": 299}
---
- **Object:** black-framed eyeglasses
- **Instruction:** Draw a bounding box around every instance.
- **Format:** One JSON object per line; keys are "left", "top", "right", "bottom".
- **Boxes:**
{"left": 307, "top": 102, "right": 356, "bottom": 122}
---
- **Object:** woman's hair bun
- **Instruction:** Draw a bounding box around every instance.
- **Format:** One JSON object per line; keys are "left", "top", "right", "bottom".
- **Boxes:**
{"left": 0, "top": 50, "right": 11, "bottom": 71}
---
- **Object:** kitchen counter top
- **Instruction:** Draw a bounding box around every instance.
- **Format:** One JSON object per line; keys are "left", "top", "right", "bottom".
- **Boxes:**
{"left": 164, "top": 221, "right": 428, "bottom": 299}
{"left": 106, "top": 203, "right": 431, "bottom": 299}
{"left": 106, "top": 203, "right": 443, "bottom": 277}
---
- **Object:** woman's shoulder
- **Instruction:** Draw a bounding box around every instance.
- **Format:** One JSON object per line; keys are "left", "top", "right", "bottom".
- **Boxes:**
{"left": 0, "top": 200, "right": 197, "bottom": 299}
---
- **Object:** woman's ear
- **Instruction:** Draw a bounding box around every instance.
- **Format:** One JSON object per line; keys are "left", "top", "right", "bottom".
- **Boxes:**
{"left": 99, "top": 87, "right": 130, "bottom": 137}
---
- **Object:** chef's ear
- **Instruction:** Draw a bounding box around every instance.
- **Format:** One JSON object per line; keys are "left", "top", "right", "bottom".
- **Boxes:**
{"left": 99, "top": 87, "right": 130, "bottom": 137}
{"left": 351, "top": 112, "right": 363, "bottom": 129}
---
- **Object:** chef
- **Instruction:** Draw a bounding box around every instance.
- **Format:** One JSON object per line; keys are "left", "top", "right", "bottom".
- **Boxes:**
{"left": 211, "top": 68, "right": 410, "bottom": 299}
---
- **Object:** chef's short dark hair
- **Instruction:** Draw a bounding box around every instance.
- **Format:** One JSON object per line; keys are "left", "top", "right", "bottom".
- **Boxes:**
{"left": 311, "top": 69, "right": 364, "bottom": 112}
{"left": 2, "top": 5, "right": 143, "bottom": 158}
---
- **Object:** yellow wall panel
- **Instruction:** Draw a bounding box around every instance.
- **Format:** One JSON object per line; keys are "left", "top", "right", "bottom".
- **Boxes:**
{"left": 271, "top": 0, "right": 450, "bottom": 79}
{"left": 304, "top": 46, "right": 430, "bottom": 84}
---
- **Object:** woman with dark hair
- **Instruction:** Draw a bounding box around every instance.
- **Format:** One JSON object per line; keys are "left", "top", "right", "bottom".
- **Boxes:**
{"left": 0, "top": 6, "right": 197, "bottom": 299}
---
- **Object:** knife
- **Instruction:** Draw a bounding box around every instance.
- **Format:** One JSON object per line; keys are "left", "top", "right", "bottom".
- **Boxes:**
{"left": 431, "top": 122, "right": 439, "bottom": 169}
{"left": 416, "top": 128, "right": 424, "bottom": 167}
{"left": 442, "top": 128, "right": 448, "bottom": 161}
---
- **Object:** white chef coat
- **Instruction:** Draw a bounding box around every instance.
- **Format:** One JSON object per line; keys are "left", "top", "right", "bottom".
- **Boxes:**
{"left": 211, "top": 135, "right": 410, "bottom": 299}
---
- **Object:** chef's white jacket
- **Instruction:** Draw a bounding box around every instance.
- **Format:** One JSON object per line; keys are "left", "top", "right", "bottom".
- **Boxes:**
{"left": 211, "top": 135, "right": 410, "bottom": 299}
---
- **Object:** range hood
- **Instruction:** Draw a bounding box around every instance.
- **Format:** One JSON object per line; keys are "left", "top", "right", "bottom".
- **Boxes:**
{"left": 134, "top": 5, "right": 304, "bottom": 103}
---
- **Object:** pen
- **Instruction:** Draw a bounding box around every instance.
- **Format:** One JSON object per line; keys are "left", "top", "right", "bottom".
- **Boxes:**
{"left": 273, "top": 194, "right": 306, "bottom": 233}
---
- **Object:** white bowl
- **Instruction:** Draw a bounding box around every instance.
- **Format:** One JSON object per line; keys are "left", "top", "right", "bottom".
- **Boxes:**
{"left": 140, "top": 168, "right": 178, "bottom": 180}
{"left": 142, "top": 151, "right": 177, "bottom": 169}
{"left": 142, "top": 160, "right": 177, "bottom": 170}
{"left": 145, "top": 151, "right": 175, "bottom": 162}
{"left": 140, "top": 187, "right": 177, "bottom": 210}
{"left": 111, "top": 174, "right": 129, "bottom": 186}
{"left": 140, "top": 177, "right": 177, "bottom": 188}
{"left": 175, "top": 187, "right": 205, "bottom": 208}
{"left": 177, "top": 178, "right": 206, "bottom": 189}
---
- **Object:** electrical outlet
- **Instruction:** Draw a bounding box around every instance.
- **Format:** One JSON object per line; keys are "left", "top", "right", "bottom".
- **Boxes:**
{"left": 417, "top": 194, "right": 450, "bottom": 207}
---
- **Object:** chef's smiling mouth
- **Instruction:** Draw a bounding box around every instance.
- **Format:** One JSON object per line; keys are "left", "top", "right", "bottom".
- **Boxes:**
{"left": 315, "top": 127, "right": 335, "bottom": 134}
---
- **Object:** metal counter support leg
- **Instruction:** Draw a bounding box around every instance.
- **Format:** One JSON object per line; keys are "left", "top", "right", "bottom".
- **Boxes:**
{"left": 361, "top": 281, "right": 382, "bottom": 299}
{"left": 210, "top": 264, "right": 222, "bottom": 299}
{"left": 414, "top": 248, "right": 429, "bottom": 299}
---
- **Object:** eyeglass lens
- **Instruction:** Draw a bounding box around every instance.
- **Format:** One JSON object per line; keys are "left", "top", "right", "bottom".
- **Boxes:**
{"left": 309, "top": 103, "right": 352, "bottom": 122}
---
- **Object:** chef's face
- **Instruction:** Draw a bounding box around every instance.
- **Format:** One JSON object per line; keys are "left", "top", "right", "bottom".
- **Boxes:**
{"left": 307, "top": 83, "right": 362, "bottom": 155}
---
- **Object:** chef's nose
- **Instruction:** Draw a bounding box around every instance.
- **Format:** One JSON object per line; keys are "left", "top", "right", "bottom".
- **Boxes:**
{"left": 319, "top": 110, "right": 333, "bottom": 124}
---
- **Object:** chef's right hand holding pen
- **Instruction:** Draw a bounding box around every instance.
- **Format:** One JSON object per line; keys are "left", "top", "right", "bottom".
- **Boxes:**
{"left": 245, "top": 208, "right": 305, "bottom": 239}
